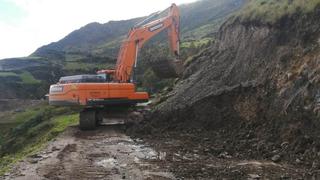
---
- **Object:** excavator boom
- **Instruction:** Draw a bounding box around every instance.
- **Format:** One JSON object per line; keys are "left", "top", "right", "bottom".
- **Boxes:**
{"left": 113, "top": 3, "right": 180, "bottom": 82}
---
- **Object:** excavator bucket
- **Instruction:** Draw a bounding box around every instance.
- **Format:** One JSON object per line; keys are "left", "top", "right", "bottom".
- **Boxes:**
{"left": 149, "top": 58, "right": 184, "bottom": 78}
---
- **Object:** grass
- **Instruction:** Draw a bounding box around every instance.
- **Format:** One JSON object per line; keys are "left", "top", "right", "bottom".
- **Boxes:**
{"left": 63, "top": 62, "right": 109, "bottom": 71}
{"left": 97, "top": 36, "right": 123, "bottom": 49}
{"left": 18, "top": 71, "right": 41, "bottom": 84}
{"left": 0, "top": 72, "right": 18, "bottom": 77}
{"left": 181, "top": 38, "right": 212, "bottom": 49}
{"left": 65, "top": 54, "right": 85, "bottom": 62}
{"left": 0, "top": 105, "right": 79, "bottom": 176}
{"left": 182, "top": 21, "right": 221, "bottom": 40}
{"left": 0, "top": 71, "right": 41, "bottom": 84}
{"left": 239, "top": 0, "right": 320, "bottom": 23}
{"left": 14, "top": 110, "right": 39, "bottom": 123}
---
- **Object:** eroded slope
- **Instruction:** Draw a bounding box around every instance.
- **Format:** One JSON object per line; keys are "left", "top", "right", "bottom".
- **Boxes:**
{"left": 134, "top": 4, "right": 320, "bottom": 177}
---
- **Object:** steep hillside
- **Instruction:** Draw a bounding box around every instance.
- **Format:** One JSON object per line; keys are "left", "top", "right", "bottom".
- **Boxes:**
{"left": 132, "top": 1, "right": 320, "bottom": 178}
{"left": 0, "top": 0, "right": 245, "bottom": 99}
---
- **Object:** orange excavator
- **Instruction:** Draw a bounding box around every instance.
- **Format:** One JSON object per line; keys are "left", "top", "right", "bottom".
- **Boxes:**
{"left": 49, "top": 4, "right": 181, "bottom": 130}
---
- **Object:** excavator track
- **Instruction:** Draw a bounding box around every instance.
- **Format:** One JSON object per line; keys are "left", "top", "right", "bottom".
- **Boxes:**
{"left": 79, "top": 104, "right": 147, "bottom": 130}
{"left": 79, "top": 109, "right": 98, "bottom": 131}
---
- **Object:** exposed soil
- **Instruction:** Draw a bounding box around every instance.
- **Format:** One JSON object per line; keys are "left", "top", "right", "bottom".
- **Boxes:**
{"left": 1, "top": 124, "right": 316, "bottom": 180}
{"left": 2, "top": 125, "right": 176, "bottom": 180}
{"left": 141, "top": 131, "right": 317, "bottom": 179}
{"left": 128, "top": 6, "right": 320, "bottom": 180}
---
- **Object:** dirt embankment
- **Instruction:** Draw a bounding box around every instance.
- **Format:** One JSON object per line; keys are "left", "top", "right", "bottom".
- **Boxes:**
{"left": 131, "top": 6, "right": 320, "bottom": 178}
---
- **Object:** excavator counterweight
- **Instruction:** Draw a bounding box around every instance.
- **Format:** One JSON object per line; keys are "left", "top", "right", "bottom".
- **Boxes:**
{"left": 48, "top": 4, "right": 181, "bottom": 130}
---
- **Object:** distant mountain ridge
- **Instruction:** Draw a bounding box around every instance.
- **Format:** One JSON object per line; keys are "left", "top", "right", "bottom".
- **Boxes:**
{"left": 32, "top": 0, "right": 245, "bottom": 60}
{"left": 0, "top": 0, "right": 246, "bottom": 99}
{"left": 32, "top": 18, "right": 143, "bottom": 59}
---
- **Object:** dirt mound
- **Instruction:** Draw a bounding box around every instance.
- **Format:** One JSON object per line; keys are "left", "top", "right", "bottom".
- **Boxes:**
{"left": 130, "top": 6, "right": 320, "bottom": 176}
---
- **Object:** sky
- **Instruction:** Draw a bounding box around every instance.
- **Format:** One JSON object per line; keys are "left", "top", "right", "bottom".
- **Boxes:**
{"left": 0, "top": 0, "right": 196, "bottom": 59}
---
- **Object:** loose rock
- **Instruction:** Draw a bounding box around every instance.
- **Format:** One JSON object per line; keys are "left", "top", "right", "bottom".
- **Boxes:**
{"left": 271, "top": 155, "right": 281, "bottom": 162}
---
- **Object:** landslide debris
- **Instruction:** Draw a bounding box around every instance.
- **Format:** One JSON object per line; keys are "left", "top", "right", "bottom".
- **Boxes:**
{"left": 131, "top": 3, "right": 320, "bottom": 178}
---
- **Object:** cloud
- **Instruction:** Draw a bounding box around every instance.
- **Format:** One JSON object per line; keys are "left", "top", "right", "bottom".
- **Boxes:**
{"left": 0, "top": 0, "right": 196, "bottom": 59}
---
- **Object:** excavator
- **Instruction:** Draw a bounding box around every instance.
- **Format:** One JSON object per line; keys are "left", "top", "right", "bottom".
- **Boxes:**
{"left": 48, "top": 4, "right": 181, "bottom": 130}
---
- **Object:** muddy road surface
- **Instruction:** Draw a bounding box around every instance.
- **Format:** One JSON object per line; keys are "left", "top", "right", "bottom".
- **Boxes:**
{"left": 3, "top": 125, "right": 314, "bottom": 180}
{"left": 3, "top": 125, "right": 174, "bottom": 180}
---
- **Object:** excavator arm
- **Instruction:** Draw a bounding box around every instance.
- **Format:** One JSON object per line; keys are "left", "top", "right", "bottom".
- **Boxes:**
{"left": 114, "top": 3, "right": 180, "bottom": 82}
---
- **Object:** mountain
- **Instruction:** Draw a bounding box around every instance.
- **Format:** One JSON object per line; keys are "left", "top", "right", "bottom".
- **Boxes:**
{"left": 32, "top": 18, "right": 143, "bottom": 60}
{"left": 0, "top": 0, "right": 245, "bottom": 99}
{"left": 33, "top": 0, "right": 244, "bottom": 59}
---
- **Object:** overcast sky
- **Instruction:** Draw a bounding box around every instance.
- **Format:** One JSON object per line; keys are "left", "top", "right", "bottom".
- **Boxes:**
{"left": 0, "top": 0, "right": 196, "bottom": 59}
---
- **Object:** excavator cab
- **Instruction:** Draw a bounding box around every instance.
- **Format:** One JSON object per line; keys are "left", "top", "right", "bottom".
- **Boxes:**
{"left": 58, "top": 74, "right": 106, "bottom": 84}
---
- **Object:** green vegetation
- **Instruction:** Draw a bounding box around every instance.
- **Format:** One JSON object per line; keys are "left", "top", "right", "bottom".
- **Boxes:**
{"left": 182, "top": 18, "right": 223, "bottom": 40}
{"left": 65, "top": 54, "right": 85, "bottom": 62}
{"left": 63, "top": 62, "right": 111, "bottom": 71}
{"left": 0, "top": 72, "right": 18, "bottom": 77}
{"left": 17, "top": 56, "right": 43, "bottom": 61}
{"left": 179, "top": 38, "right": 212, "bottom": 66}
{"left": 9, "top": 109, "right": 39, "bottom": 124}
{"left": 239, "top": 0, "right": 320, "bottom": 23}
{"left": 93, "top": 35, "right": 125, "bottom": 55}
{"left": 18, "top": 71, "right": 41, "bottom": 84}
{"left": 0, "top": 105, "right": 79, "bottom": 175}
{"left": 181, "top": 38, "right": 212, "bottom": 49}
{"left": 0, "top": 71, "right": 41, "bottom": 84}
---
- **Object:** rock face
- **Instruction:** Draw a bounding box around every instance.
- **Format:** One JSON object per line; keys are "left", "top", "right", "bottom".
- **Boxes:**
{"left": 159, "top": 9, "right": 320, "bottom": 114}
{"left": 139, "top": 7, "right": 320, "bottom": 167}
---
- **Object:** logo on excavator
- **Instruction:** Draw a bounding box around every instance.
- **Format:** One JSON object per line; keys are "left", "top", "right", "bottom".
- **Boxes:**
{"left": 149, "top": 23, "right": 164, "bottom": 32}
{"left": 50, "top": 85, "right": 64, "bottom": 93}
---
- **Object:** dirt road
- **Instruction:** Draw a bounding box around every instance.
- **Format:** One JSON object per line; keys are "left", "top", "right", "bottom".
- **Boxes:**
{"left": 3, "top": 125, "right": 174, "bottom": 180}
{"left": 3, "top": 123, "right": 314, "bottom": 180}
